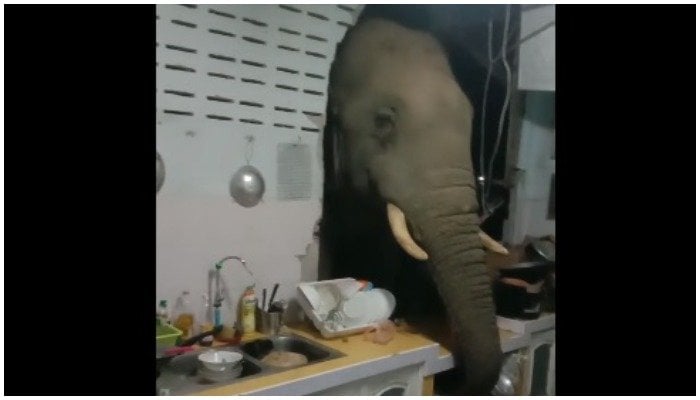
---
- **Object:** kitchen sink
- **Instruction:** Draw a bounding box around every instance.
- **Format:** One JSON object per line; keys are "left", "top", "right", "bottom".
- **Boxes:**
{"left": 156, "top": 333, "right": 345, "bottom": 395}
{"left": 241, "top": 335, "right": 344, "bottom": 366}
{"left": 161, "top": 348, "right": 263, "bottom": 380}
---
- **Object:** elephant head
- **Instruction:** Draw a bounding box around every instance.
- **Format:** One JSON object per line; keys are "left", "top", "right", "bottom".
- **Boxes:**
{"left": 320, "top": 18, "right": 504, "bottom": 394}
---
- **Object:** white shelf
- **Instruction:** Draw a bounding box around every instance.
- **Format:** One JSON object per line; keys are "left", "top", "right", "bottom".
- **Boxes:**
{"left": 497, "top": 313, "right": 555, "bottom": 335}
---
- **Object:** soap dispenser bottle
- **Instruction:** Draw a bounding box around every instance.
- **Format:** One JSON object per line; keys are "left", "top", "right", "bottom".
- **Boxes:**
{"left": 240, "top": 285, "right": 257, "bottom": 335}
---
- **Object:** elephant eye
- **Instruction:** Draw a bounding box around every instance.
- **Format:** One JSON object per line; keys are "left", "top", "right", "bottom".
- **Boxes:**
{"left": 373, "top": 107, "right": 396, "bottom": 142}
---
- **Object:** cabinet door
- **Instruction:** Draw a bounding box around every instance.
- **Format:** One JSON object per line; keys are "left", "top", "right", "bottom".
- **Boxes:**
{"left": 376, "top": 385, "right": 408, "bottom": 395}
{"left": 522, "top": 329, "right": 555, "bottom": 395}
{"left": 310, "top": 364, "right": 422, "bottom": 396}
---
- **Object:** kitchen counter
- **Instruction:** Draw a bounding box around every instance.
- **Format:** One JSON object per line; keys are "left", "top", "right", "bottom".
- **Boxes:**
{"left": 170, "top": 319, "right": 531, "bottom": 396}
{"left": 188, "top": 321, "right": 437, "bottom": 395}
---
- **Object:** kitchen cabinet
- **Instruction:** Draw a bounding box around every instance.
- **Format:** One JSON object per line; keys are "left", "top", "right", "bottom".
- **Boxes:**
{"left": 497, "top": 314, "right": 556, "bottom": 395}
{"left": 310, "top": 364, "right": 425, "bottom": 396}
{"left": 520, "top": 329, "right": 555, "bottom": 395}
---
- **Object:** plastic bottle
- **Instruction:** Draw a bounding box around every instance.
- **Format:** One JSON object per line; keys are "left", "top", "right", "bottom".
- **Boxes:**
{"left": 240, "top": 285, "right": 257, "bottom": 334}
{"left": 200, "top": 294, "right": 214, "bottom": 333}
{"left": 157, "top": 299, "right": 170, "bottom": 326}
{"left": 173, "top": 291, "right": 195, "bottom": 339}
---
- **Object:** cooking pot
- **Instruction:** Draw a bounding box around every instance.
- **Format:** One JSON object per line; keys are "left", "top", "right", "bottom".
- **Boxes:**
{"left": 494, "top": 261, "right": 551, "bottom": 320}
{"left": 498, "top": 261, "right": 551, "bottom": 283}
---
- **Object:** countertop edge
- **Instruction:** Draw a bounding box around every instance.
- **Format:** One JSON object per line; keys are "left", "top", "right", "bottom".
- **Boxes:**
{"left": 241, "top": 343, "right": 439, "bottom": 395}
{"left": 425, "top": 330, "right": 535, "bottom": 376}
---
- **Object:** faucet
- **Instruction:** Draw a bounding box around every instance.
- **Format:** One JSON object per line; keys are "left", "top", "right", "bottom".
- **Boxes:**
{"left": 215, "top": 256, "right": 252, "bottom": 275}
{"left": 212, "top": 256, "right": 254, "bottom": 326}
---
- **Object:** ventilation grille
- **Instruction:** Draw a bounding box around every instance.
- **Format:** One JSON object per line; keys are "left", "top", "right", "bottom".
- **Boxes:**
{"left": 156, "top": 4, "right": 361, "bottom": 133}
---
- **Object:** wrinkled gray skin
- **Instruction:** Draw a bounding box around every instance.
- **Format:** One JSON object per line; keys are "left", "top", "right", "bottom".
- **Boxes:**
{"left": 324, "top": 18, "right": 502, "bottom": 394}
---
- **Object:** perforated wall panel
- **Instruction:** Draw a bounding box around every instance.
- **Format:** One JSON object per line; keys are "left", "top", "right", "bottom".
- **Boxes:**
{"left": 156, "top": 4, "right": 361, "bottom": 132}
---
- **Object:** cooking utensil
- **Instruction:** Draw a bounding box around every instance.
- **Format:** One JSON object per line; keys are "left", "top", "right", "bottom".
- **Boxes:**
{"left": 268, "top": 283, "right": 279, "bottom": 311}
{"left": 230, "top": 165, "right": 265, "bottom": 207}
{"left": 269, "top": 300, "right": 286, "bottom": 313}
{"left": 178, "top": 325, "right": 223, "bottom": 347}
{"left": 262, "top": 288, "right": 268, "bottom": 312}
{"left": 258, "top": 307, "right": 283, "bottom": 336}
{"left": 527, "top": 238, "right": 555, "bottom": 263}
{"left": 156, "top": 151, "right": 165, "bottom": 193}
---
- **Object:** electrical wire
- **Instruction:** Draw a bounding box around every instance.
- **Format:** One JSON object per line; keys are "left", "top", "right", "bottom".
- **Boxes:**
{"left": 478, "top": 6, "right": 553, "bottom": 217}
{"left": 485, "top": 4, "right": 513, "bottom": 212}
{"left": 478, "top": 19, "right": 494, "bottom": 214}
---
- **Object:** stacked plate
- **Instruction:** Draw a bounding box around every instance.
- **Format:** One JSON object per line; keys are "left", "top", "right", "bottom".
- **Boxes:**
{"left": 196, "top": 350, "right": 244, "bottom": 383}
{"left": 197, "top": 364, "right": 243, "bottom": 383}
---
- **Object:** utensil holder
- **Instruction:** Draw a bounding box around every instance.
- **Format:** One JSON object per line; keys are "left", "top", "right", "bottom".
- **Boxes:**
{"left": 257, "top": 307, "right": 283, "bottom": 336}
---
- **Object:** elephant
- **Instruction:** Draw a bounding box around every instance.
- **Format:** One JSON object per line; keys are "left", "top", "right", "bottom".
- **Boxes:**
{"left": 318, "top": 16, "right": 508, "bottom": 395}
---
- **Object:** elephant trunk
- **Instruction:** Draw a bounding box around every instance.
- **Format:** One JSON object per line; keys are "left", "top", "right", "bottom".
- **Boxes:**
{"left": 389, "top": 168, "right": 503, "bottom": 395}
{"left": 425, "top": 214, "right": 502, "bottom": 394}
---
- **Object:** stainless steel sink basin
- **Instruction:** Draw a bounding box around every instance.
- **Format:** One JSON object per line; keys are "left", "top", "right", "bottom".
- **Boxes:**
{"left": 241, "top": 335, "right": 344, "bottom": 367}
{"left": 156, "top": 333, "right": 345, "bottom": 395}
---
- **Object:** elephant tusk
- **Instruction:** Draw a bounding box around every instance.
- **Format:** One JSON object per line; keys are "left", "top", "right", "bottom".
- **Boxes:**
{"left": 479, "top": 231, "right": 509, "bottom": 255}
{"left": 386, "top": 203, "right": 429, "bottom": 261}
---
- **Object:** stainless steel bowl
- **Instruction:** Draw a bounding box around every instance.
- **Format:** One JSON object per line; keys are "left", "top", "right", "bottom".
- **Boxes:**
{"left": 156, "top": 152, "right": 165, "bottom": 193}
{"left": 229, "top": 165, "right": 265, "bottom": 207}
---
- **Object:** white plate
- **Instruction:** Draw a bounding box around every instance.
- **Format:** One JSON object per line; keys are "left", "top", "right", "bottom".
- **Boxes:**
{"left": 197, "top": 364, "right": 242, "bottom": 382}
{"left": 363, "top": 289, "right": 396, "bottom": 323}
{"left": 340, "top": 289, "right": 396, "bottom": 327}
{"left": 340, "top": 292, "right": 372, "bottom": 326}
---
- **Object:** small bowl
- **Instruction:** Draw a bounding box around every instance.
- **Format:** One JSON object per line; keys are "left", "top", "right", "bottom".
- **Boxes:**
{"left": 197, "top": 350, "right": 243, "bottom": 372}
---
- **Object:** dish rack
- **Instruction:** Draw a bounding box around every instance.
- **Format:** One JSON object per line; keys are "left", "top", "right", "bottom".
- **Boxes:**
{"left": 297, "top": 278, "right": 396, "bottom": 338}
